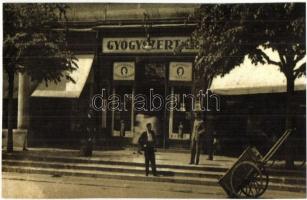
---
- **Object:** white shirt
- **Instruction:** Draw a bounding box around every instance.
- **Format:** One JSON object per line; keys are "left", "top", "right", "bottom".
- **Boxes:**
{"left": 192, "top": 119, "right": 204, "bottom": 140}
{"left": 147, "top": 130, "right": 153, "bottom": 142}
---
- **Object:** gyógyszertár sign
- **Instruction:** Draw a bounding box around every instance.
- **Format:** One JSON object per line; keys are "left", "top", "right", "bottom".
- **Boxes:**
{"left": 103, "top": 37, "right": 199, "bottom": 54}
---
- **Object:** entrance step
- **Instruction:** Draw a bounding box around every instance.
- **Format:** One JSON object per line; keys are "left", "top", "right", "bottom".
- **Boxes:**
{"left": 3, "top": 153, "right": 305, "bottom": 177}
{"left": 2, "top": 164, "right": 306, "bottom": 193}
{"left": 2, "top": 153, "right": 228, "bottom": 172}
{"left": 2, "top": 159, "right": 306, "bottom": 186}
{"left": 2, "top": 154, "right": 306, "bottom": 194}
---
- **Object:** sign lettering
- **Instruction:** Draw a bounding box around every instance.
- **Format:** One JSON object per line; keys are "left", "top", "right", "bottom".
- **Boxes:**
{"left": 103, "top": 37, "right": 199, "bottom": 53}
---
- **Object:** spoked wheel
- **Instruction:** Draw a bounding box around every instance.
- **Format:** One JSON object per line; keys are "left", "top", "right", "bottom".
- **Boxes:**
{"left": 230, "top": 161, "right": 269, "bottom": 198}
{"left": 256, "top": 166, "right": 269, "bottom": 197}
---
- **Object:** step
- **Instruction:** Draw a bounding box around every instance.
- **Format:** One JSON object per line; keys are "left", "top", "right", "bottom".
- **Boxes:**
{"left": 3, "top": 159, "right": 306, "bottom": 186}
{"left": 2, "top": 165, "right": 306, "bottom": 193}
{"left": 2, "top": 153, "right": 228, "bottom": 172}
{"left": 3, "top": 153, "right": 305, "bottom": 178}
{"left": 3, "top": 159, "right": 223, "bottom": 179}
{"left": 2, "top": 165, "right": 218, "bottom": 186}
{"left": 266, "top": 168, "right": 306, "bottom": 178}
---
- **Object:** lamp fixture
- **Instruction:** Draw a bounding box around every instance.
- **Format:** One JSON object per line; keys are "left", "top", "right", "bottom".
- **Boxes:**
{"left": 143, "top": 12, "right": 152, "bottom": 51}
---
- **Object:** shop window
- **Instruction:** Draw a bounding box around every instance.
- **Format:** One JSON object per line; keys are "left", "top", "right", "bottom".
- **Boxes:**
{"left": 112, "top": 86, "right": 133, "bottom": 137}
{"left": 169, "top": 86, "right": 192, "bottom": 140}
{"left": 144, "top": 63, "right": 166, "bottom": 82}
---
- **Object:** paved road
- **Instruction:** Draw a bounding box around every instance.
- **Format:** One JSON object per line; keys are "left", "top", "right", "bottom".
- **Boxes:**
{"left": 2, "top": 172, "right": 306, "bottom": 198}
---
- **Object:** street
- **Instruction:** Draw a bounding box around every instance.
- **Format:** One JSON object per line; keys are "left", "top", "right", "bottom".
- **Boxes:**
{"left": 2, "top": 172, "right": 305, "bottom": 198}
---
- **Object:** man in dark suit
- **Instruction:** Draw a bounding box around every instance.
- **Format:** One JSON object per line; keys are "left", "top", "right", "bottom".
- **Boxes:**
{"left": 205, "top": 114, "right": 216, "bottom": 161}
{"left": 81, "top": 109, "right": 96, "bottom": 157}
{"left": 190, "top": 112, "right": 205, "bottom": 165}
{"left": 138, "top": 123, "right": 157, "bottom": 176}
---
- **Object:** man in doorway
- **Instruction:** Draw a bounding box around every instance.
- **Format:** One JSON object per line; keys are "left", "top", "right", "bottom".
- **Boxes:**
{"left": 138, "top": 123, "right": 157, "bottom": 176}
{"left": 190, "top": 112, "right": 205, "bottom": 165}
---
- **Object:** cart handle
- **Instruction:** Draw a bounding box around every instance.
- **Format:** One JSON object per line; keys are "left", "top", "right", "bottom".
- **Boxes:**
{"left": 261, "top": 129, "right": 293, "bottom": 163}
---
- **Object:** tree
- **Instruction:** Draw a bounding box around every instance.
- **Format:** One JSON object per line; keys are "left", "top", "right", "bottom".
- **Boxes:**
{"left": 3, "top": 3, "right": 78, "bottom": 152}
{"left": 190, "top": 3, "right": 305, "bottom": 168}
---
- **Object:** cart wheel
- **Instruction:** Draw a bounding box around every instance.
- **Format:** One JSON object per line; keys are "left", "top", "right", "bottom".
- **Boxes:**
{"left": 257, "top": 167, "right": 269, "bottom": 197}
{"left": 230, "top": 161, "right": 268, "bottom": 198}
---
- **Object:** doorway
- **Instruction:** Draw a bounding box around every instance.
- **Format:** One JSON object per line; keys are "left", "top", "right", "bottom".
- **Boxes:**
{"left": 133, "top": 61, "right": 167, "bottom": 146}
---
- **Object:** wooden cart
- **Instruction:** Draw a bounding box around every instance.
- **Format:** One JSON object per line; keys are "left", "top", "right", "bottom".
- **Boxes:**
{"left": 218, "top": 129, "right": 293, "bottom": 198}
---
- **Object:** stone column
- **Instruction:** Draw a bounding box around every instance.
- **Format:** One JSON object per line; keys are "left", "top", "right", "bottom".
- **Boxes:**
{"left": 17, "top": 73, "right": 30, "bottom": 129}
{"left": 130, "top": 87, "right": 135, "bottom": 136}
{"left": 15, "top": 72, "right": 29, "bottom": 149}
{"left": 168, "top": 87, "right": 174, "bottom": 139}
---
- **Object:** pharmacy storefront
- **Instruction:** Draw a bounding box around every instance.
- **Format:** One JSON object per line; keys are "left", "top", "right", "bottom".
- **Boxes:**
{"left": 96, "top": 32, "right": 199, "bottom": 148}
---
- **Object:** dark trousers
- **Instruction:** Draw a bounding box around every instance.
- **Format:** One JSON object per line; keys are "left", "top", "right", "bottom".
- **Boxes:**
{"left": 144, "top": 147, "right": 156, "bottom": 175}
{"left": 207, "top": 139, "right": 214, "bottom": 160}
{"left": 190, "top": 139, "right": 202, "bottom": 164}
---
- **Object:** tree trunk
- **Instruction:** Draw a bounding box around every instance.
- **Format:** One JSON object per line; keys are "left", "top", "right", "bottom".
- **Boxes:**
{"left": 285, "top": 74, "right": 295, "bottom": 169}
{"left": 7, "top": 70, "right": 14, "bottom": 152}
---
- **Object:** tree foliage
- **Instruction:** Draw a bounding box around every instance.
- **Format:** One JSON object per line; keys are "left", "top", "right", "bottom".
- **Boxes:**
{"left": 3, "top": 3, "right": 78, "bottom": 152}
{"left": 191, "top": 3, "right": 305, "bottom": 89}
{"left": 189, "top": 3, "right": 306, "bottom": 168}
{"left": 3, "top": 3, "right": 78, "bottom": 84}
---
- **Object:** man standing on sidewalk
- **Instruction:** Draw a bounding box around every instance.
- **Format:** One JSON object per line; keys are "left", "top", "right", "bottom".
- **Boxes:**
{"left": 190, "top": 112, "right": 205, "bottom": 165}
{"left": 81, "top": 109, "right": 96, "bottom": 157}
{"left": 138, "top": 123, "right": 157, "bottom": 176}
{"left": 205, "top": 114, "right": 216, "bottom": 161}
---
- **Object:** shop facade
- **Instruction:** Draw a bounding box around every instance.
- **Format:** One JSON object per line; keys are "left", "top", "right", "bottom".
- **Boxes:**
{"left": 3, "top": 4, "right": 305, "bottom": 155}
{"left": 94, "top": 26, "right": 200, "bottom": 148}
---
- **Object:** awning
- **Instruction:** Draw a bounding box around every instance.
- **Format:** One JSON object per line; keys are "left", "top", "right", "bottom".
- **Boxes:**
{"left": 211, "top": 84, "right": 305, "bottom": 96}
{"left": 31, "top": 54, "right": 94, "bottom": 98}
{"left": 210, "top": 50, "right": 306, "bottom": 95}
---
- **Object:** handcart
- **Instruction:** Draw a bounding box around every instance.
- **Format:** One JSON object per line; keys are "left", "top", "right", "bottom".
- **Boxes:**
{"left": 218, "top": 129, "right": 293, "bottom": 198}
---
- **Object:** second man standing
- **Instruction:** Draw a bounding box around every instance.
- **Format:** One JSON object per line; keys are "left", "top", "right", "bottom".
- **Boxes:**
{"left": 138, "top": 123, "right": 157, "bottom": 176}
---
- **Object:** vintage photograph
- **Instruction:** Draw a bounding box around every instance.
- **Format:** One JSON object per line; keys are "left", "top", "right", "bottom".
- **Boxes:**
{"left": 2, "top": 2, "right": 306, "bottom": 198}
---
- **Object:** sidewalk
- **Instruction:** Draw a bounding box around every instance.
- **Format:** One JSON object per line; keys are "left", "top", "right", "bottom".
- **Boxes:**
{"left": 3, "top": 146, "right": 306, "bottom": 194}
{"left": 4, "top": 147, "right": 236, "bottom": 168}
{"left": 3, "top": 147, "right": 305, "bottom": 171}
